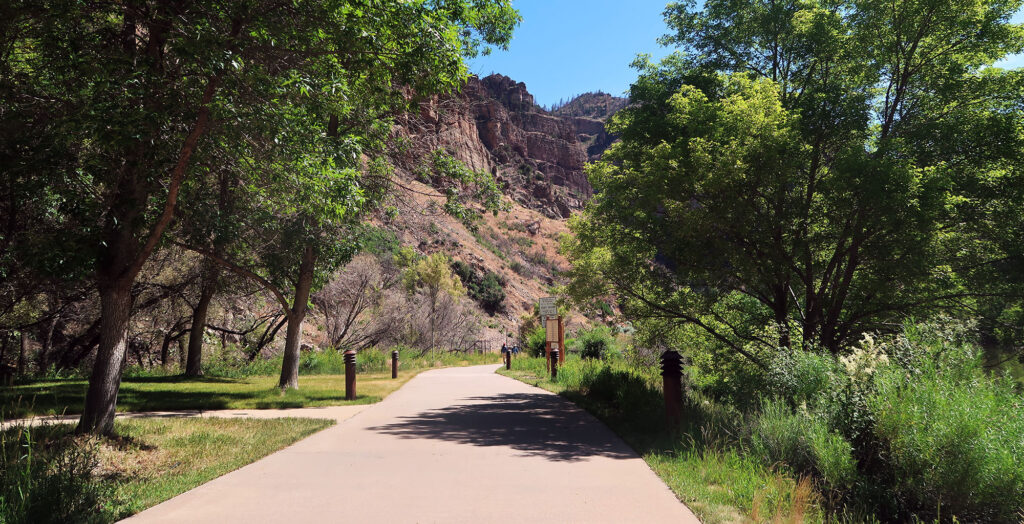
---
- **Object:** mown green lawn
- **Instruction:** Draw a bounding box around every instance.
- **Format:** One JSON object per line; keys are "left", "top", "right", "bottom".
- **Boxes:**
{"left": 1, "top": 372, "right": 414, "bottom": 419}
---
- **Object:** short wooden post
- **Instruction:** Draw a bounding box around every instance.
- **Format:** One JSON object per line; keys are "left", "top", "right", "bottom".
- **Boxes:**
{"left": 660, "top": 350, "right": 683, "bottom": 427}
{"left": 550, "top": 347, "right": 560, "bottom": 380}
{"left": 344, "top": 350, "right": 357, "bottom": 400}
{"left": 505, "top": 350, "right": 511, "bottom": 370}
{"left": 391, "top": 350, "right": 399, "bottom": 379}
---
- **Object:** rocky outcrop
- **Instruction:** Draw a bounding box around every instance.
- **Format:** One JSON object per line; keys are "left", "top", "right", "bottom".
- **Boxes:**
{"left": 551, "top": 91, "right": 629, "bottom": 120}
{"left": 393, "top": 74, "right": 626, "bottom": 219}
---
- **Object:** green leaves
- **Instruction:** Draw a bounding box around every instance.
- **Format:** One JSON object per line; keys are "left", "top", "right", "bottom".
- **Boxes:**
{"left": 568, "top": 0, "right": 1024, "bottom": 363}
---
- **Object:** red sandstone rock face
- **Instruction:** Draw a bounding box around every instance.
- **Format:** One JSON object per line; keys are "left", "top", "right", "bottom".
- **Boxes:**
{"left": 392, "top": 74, "right": 626, "bottom": 219}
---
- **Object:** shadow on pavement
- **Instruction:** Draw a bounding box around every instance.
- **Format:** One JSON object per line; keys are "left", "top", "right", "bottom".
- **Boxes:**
{"left": 369, "top": 393, "right": 635, "bottom": 462}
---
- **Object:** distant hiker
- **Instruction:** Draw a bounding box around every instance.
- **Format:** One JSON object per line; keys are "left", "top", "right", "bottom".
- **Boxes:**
{"left": 501, "top": 342, "right": 508, "bottom": 355}
{"left": 512, "top": 344, "right": 520, "bottom": 355}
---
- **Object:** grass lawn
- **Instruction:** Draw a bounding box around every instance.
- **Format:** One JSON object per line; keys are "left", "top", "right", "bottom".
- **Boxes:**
{"left": 3, "top": 351, "right": 501, "bottom": 420}
{"left": 498, "top": 358, "right": 821, "bottom": 524}
{"left": 1, "top": 417, "right": 332, "bottom": 522}
{"left": 1, "top": 371, "right": 418, "bottom": 420}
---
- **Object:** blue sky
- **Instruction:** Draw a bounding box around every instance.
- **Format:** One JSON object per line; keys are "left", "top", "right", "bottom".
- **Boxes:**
{"left": 468, "top": 0, "right": 673, "bottom": 107}
{"left": 470, "top": 0, "right": 1024, "bottom": 108}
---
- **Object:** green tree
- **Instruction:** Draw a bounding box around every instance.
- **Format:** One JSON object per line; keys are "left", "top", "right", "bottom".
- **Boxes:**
{"left": 2, "top": 0, "right": 518, "bottom": 433}
{"left": 567, "top": 0, "right": 1024, "bottom": 365}
{"left": 403, "top": 253, "right": 466, "bottom": 353}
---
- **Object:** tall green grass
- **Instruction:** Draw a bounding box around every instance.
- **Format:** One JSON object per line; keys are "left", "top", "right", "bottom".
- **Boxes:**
{"left": 868, "top": 356, "right": 1024, "bottom": 521}
{"left": 0, "top": 423, "right": 111, "bottom": 523}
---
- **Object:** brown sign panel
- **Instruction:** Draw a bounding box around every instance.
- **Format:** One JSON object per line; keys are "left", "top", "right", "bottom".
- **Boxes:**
{"left": 545, "top": 318, "right": 560, "bottom": 342}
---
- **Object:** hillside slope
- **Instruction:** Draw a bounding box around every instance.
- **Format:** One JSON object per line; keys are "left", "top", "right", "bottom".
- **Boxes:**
{"left": 379, "top": 75, "right": 626, "bottom": 345}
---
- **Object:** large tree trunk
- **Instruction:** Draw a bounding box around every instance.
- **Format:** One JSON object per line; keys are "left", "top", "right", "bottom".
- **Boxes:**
{"left": 77, "top": 280, "right": 133, "bottom": 435}
{"left": 278, "top": 312, "right": 302, "bottom": 389}
{"left": 278, "top": 246, "right": 316, "bottom": 390}
{"left": 773, "top": 284, "right": 790, "bottom": 349}
{"left": 72, "top": 4, "right": 216, "bottom": 436}
{"left": 185, "top": 266, "right": 218, "bottom": 377}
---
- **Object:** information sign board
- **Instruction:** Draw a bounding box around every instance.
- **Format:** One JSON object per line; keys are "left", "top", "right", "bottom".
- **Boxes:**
{"left": 539, "top": 296, "right": 557, "bottom": 318}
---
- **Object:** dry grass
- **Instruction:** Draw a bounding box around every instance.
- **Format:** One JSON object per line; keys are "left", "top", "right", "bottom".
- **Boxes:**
{"left": 750, "top": 475, "right": 818, "bottom": 524}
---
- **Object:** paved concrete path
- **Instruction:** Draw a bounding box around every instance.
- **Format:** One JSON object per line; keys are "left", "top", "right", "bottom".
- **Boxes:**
{"left": 127, "top": 365, "right": 700, "bottom": 524}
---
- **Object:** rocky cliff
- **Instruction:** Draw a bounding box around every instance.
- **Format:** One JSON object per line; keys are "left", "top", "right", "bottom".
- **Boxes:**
{"left": 393, "top": 74, "right": 626, "bottom": 219}
{"left": 376, "top": 75, "right": 626, "bottom": 346}
{"left": 552, "top": 91, "right": 629, "bottom": 162}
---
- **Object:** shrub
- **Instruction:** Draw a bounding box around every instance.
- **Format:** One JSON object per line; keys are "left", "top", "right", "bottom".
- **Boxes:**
{"left": 202, "top": 346, "right": 280, "bottom": 378}
{"left": 867, "top": 360, "right": 1024, "bottom": 522}
{"left": 525, "top": 249, "right": 549, "bottom": 267}
{"left": 686, "top": 340, "right": 769, "bottom": 410}
{"left": 525, "top": 326, "right": 547, "bottom": 357}
{"left": 358, "top": 225, "right": 401, "bottom": 255}
{"left": 501, "top": 220, "right": 528, "bottom": 233}
{"left": 576, "top": 325, "right": 616, "bottom": 360}
{"left": 806, "top": 425, "right": 858, "bottom": 491}
{"left": 473, "top": 273, "right": 506, "bottom": 313}
{"left": 451, "top": 260, "right": 506, "bottom": 314}
{"left": 509, "top": 260, "right": 529, "bottom": 276}
{"left": 765, "top": 350, "right": 838, "bottom": 408}
{"left": 511, "top": 236, "right": 533, "bottom": 249}
{"left": 543, "top": 357, "right": 665, "bottom": 435}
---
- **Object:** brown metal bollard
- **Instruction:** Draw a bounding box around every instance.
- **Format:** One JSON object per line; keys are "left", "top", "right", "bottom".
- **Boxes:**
{"left": 391, "top": 350, "right": 399, "bottom": 379}
{"left": 549, "top": 347, "right": 559, "bottom": 380}
{"left": 344, "top": 350, "right": 357, "bottom": 400}
{"left": 660, "top": 350, "right": 684, "bottom": 427}
{"left": 505, "top": 350, "right": 511, "bottom": 370}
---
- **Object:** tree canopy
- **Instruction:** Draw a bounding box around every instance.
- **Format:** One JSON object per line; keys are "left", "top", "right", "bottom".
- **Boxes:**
{"left": 566, "top": 0, "right": 1024, "bottom": 365}
{"left": 1, "top": 0, "right": 519, "bottom": 433}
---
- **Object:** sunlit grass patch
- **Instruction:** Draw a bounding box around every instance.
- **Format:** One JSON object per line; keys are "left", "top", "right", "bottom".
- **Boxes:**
{"left": 3, "top": 370, "right": 414, "bottom": 419}
{"left": 105, "top": 417, "right": 331, "bottom": 518}
{"left": 0, "top": 417, "right": 332, "bottom": 522}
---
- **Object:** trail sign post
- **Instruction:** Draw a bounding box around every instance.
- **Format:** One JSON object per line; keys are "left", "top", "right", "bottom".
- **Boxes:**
{"left": 538, "top": 297, "right": 564, "bottom": 371}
